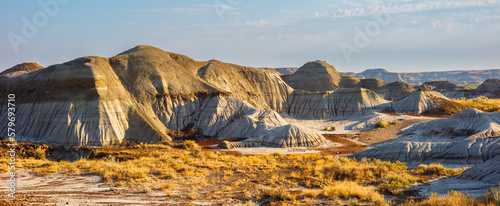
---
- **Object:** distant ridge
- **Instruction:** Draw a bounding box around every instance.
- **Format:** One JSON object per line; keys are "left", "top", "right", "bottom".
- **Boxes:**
{"left": 340, "top": 68, "right": 500, "bottom": 85}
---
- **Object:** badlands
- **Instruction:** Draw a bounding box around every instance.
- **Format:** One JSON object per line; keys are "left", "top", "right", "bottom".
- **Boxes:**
{"left": 1, "top": 45, "right": 500, "bottom": 205}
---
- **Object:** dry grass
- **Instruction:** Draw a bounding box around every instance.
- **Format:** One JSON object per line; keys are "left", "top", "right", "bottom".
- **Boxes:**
{"left": 412, "top": 163, "right": 466, "bottom": 177}
{"left": 0, "top": 141, "right": 485, "bottom": 205}
{"left": 376, "top": 120, "right": 389, "bottom": 128}
{"left": 453, "top": 96, "right": 500, "bottom": 112}
{"left": 322, "top": 181, "right": 386, "bottom": 206}
{"left": 402, "top": 190, "right": 494, "bottom": 206}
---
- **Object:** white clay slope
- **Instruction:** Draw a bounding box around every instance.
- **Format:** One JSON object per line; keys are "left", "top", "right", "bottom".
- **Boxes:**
{"left": 351, "top": 108, "right": 500, "bottom": 167}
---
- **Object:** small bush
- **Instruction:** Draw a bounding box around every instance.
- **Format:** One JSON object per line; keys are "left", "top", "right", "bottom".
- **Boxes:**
{"left": 484, "top": 186, "right": 500, "bottom": 205}
{"left": 33, "top": 147, "right": 47, "bottom": 160}
{"left": 183, "top": 140, "right": 197, "bottom": 149}
{"left": 412, "top": 164, "right": 465, "bottom": 176}
{"left": 403, "top": 190, "right": 475, "bottom": 206}
{"left": 324, "top": 126, "right": 336, "bottom": 131}
{"left": 375, "top": 120, "right": 388, "bottom": 128}
{"left": 322, "top": 181, "right": 386, "bottom": 206}
{"left": 444, "top": 107, "right": 458, "bottom": 115}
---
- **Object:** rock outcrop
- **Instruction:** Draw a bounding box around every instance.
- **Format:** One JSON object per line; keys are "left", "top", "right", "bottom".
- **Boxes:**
{"left": 375, "top": 81, "right": 415, "bottom": 100}
{"left": 1, "top": 63, "right": 44, "bottom": 78}
{"left": 339, "top": 75, "right": 361, "bottom": 88}
{"left": 475, "top": 78, "right": 500, "bottom": 92}
{"left": 390, "top": 89, "right": 466, "bottom": 114}
{"left": 284, "top": 60, "right": 342, "bottom": 92}
{"left": 351, "top": 109, "right": 500, "bottom": 167}
{"left": 456, "top": 156, "right": 500, "bottom": 185}
{"left": 356, "top": 78, "right": 388, "bottom": 91}
{"left": 418, "top": 81, "right": 459, "bottom": 91}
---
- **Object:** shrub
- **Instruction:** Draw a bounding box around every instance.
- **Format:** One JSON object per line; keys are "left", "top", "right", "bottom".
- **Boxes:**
{"left": 33, "top": 147, "right": 47, "bottom": 160}
{"left": 412, "top": 164, "right": 465, "bottom": 176}
{"left": 183, "top": 140, "right": 197, "bottom": 149}
{"left": 324, "top": 126, "right": 336, "bottom": 131}
{"left": 484, "top": 186, "right": 500, "bottom": 205}
{"left": 444, "top": 107, "right": 458, "bottom": 115}
{"left": 375, "top": 120, "right": 388, "bottom": 128}
{"left": 322, "top": 181, "right": 386, "bottom": 206}
{"left": 402, "top": 190, "right": 475, "bottom": 206}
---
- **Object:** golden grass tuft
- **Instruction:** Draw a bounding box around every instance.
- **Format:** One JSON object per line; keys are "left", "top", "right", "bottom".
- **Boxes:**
{"left": 322, "top": 181, "right": 386, "bottom": 206}
{"left": 452, "top": 96, "right": 500, "bottom": 112}
{"left": 376, "top": 120, "right": 389, "bottom": 128}
{"left": 412, "top": 163, "right": 465, "bottom": 177}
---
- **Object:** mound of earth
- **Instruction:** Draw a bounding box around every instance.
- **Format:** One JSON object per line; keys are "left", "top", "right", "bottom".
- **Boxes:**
{"left": 284, "top": 87, "right": 390, "bottom": 119}
{"left": 356, "top": 78, "right": 388, "bottom": 91}
{"left": 339, "top": 75, "right": 361, "bottom": 88}
{"left": 404, "top": 108, "right": 500, "bottom": 138}
{"left": 418, "top": 80, "right": 459, "bottom": 91}
{"left": 284, "top": 60, "right": 342, "bottom": 92}
{"left": 475, "top": 78, "right": 500, "bottom": 92}
{"left": 375, "top": 81, "right": 416, "bottom": 100}
{"left": 390, "top": 89, "right": 467, "bottom": 115}
{"left": 351, "top": 109, "right": 500, "bottom": 167}
{"left": 1, "top": 62, "right": 44, "bottom": 77}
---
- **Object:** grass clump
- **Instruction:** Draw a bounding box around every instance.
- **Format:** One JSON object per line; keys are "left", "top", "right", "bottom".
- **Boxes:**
{"left": 324, "top": 126, "right": 336, "bottom": 131}
{"left": 183, "top": 140, "right": 197, "bottom": 149}
{"left": 403, "top": 190, "right": 475, "bottom": 206}
{"left": 376, "top": 120, "right": 389, "bottom": 128}
{"left": 453, "top": 96, "right": 500, "bottom": 112}
{"left": 322, "top": 181, "right": 386, "bottom": 206}
{"left": 484, "top": 186, "right": 500, "bottom": 205}
{"left": 412, "top": 163, "right": 465, "bottom": 177}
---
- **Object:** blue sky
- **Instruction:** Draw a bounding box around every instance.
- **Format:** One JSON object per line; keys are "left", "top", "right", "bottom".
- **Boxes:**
{"left": 1, "top": 0, "right": 500, "bottom": 73}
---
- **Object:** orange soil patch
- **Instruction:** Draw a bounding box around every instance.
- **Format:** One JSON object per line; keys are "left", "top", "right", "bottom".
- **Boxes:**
{"left": 319, "top": 134, "right": 367, "bottom": 155}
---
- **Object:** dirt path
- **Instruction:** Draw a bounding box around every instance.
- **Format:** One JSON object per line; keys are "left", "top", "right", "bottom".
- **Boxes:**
{"left": 353, "top": 118, "right": 434, "bottom": 145}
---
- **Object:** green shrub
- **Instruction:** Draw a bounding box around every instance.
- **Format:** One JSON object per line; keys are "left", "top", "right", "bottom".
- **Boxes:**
{"left": 375, "top": 120, "right": 388, "bottom": 128}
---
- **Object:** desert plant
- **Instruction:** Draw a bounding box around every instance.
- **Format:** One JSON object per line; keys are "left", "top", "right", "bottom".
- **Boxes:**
{"left": 375, "top": 120, "right": 388, "bottom": 128}
{"left": 444, "top": 107, "right": 458, "bottom": 115}
{"left": 183, "top": 140, "right": 197, "bottom": 149}
{"left": 484, "top": 186, "right": 500, "bottom": 205}
{"left": 412, "top": 164, "right": 465, "bottom": 176}
{"left": 33, "top": 146, "right": 47, "bottom": 160}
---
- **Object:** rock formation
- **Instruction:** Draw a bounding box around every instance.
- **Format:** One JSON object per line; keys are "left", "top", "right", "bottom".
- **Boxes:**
{"left": 351, "top": 109, "right": 500, "bottom": 167}
{"left": 475, "top": 78, "right": 500, "bottom": 92}
{"left": 284, "top": 60, "right": 342, "bottom": 92}
{"left": 390, "top": 89, "right": 466, "bottom": 114}
{"left": 375, "top": 81, "right": 415, "bottom": 100}
{"left": 418, "top": 81, "right": 459, "bottom": 91}
{"left": 339, "top": 75, "right": 361, "bottom": 88}
{"left": 0, "top": 45, "right": 467, "bottom": 148}
{"left": 1, "top": 63, "right": 44, "bottom": 77}
{"left": 0, "top": 46, "right": 325, "bottom": 147}
{"left": 340, "top": 68, "right": 500, "bottom": 85}
{"left": 356, "top": 78, "right": 388, "bottom": 91}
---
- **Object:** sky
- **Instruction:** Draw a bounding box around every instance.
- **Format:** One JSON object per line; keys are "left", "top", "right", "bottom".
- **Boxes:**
{"left": 1, "top": 0, "right": 500, "bottom": 73}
